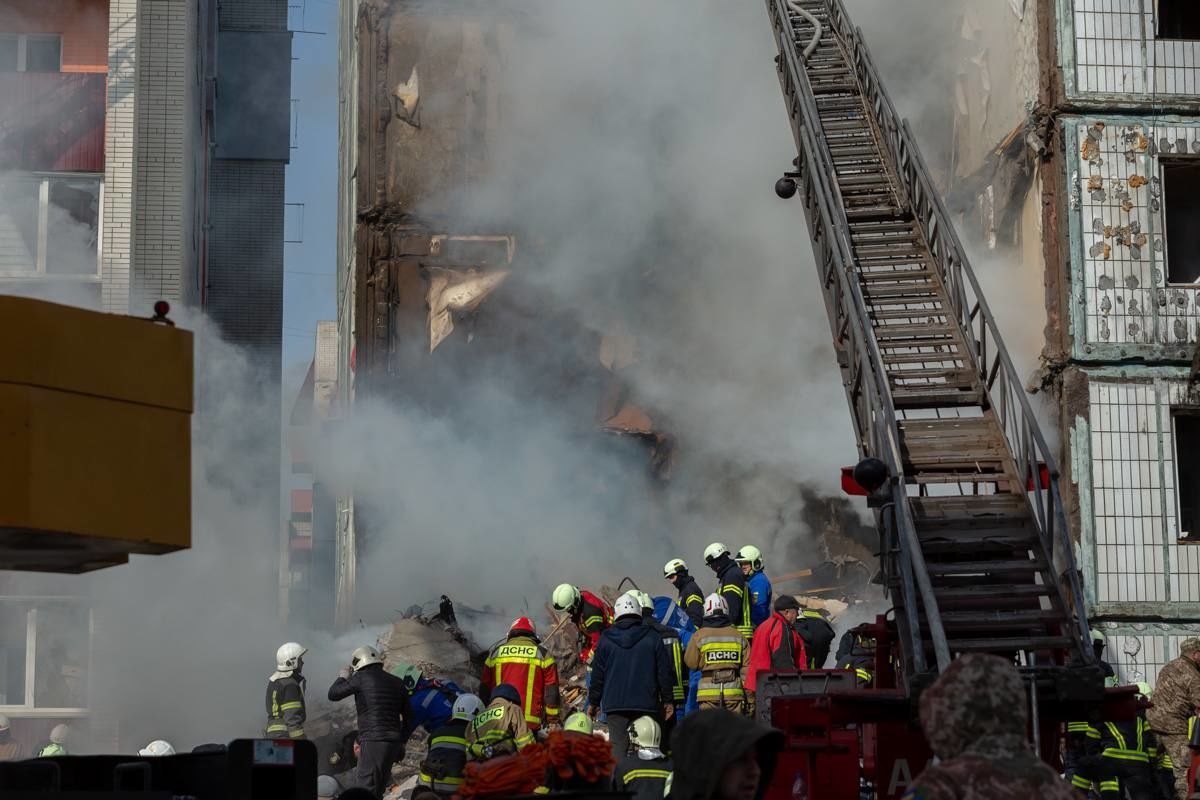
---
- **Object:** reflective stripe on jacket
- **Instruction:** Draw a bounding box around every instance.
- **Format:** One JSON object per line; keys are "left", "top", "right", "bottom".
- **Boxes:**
{"left": 265, "top": 674, "right": 306, "bottom": 738}
{"left": 482, "top": 635, "right": 560, "bottom": 728}
{"left": 466, "top": 699, "right": 534, "bottom": 760}
{"left": 417, "top": 719, "right": 470, "bottom": 793}
{"left": 574, "top": 591, "right": 614, "bottom": 664}
{"left": 715, "top": 560, "right": 752, "bottom": 640}
{"left": 683, "top": 620, "right": 748, "bottom": 701}
{"left": 1100, "top": 717, "right": 1149, "bottom": 763}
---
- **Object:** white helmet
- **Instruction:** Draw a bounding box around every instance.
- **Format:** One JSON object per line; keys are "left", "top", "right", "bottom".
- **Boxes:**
{"left": 138, "top": 740, "right": 176, "bottom": 757}
{"left": 629, "top": 716, "right": 662, "bottom": 749}
{"left": 351, "top": 646, "right": 383, "bottom": 671}
{"left": 663, "top": 558, "right": 687, "bottom": 579}
{"left": 614, "top": 594, "right": 642, "bottom": 620}
{"left": 49, "top": 724, "right": 69, "bottom": 745}
{"left": 276, "top": 642, "right": 307, "bottom": 673}
{"left": 552, "top": 583, "right": 581, "bottom": 611}
{"left": 452, "top": 693, "right": 485, "bottom": 721}
{"left": 703, "top": 542, "right": 730, "bottom": 565}
{"left": 735, "top": 545, "right": 764, "bottom": 573}
{"left": 703, "top": 593, "right": 728, "bottom": 617}
{"left": 0, "top": 714, "right": 9, "bottom": 732}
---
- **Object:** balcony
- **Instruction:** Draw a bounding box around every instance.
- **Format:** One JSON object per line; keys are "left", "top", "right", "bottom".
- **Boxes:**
{"left": 0, "top": 72, "right": 105, "bottom": 172}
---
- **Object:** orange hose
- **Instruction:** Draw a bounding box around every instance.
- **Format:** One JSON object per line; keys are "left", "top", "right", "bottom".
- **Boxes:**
{"left": 455, "top": 731, "right": 615, "bottom": 798}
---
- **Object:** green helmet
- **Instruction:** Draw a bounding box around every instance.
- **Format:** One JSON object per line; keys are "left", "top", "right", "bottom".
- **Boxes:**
{"left": 735, "top": 545, "right": 764, "bottom": 573}
{"left": 1136, "top": 682, "right": 1153, "bottom": 699}
{"left": 552, "top": 584, "right": 581, "bottom": 612}
{"left": 389, "top": 662, "right": 423, "bottom": 691}
{"left": 1090, "top": 629, "right": 1106, "bottom": 644}
{"left": 633, "top": 590, "right": 653, "bottom": 611}
{"left": 564, "top": 712, "right": 593, "bottom": 735}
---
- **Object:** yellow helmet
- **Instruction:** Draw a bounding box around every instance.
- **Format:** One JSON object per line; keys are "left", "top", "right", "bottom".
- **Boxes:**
{"left": 663, "top": 558, "right": 687, "bottom": 579}
{"left": 564, "top": 712, "right": 593, "bottom": 735}
{"left": 735, "top": 545, "right": 764, "bottom": 573}
{"left": 704, "top": 543, "right": 730, "bottom": 564}
{"left": 633, "top": 590, "right": 654, "bottom": 611}
{"left": 1136, "top": 682, "right": 1153, "bottom": 699}
{"left": 552, "top": 584, "right": 581, "bottom": 611}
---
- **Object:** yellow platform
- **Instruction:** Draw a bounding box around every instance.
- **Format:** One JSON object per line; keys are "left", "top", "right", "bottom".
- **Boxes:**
{"left": 0, "top": 297, "right": 193, "bottom": 572}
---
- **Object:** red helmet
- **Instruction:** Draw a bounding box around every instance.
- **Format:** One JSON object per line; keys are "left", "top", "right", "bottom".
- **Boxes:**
{"left": 509, "top": 617, "right": 537, "bottom": 638}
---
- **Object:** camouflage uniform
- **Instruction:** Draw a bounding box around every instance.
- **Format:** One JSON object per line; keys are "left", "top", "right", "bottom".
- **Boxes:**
{"left": 1146, "top": 638, "right": 1200, "bottom": 799}
{"left": 903, "top": 654, "right": 1077, "bottom": 800}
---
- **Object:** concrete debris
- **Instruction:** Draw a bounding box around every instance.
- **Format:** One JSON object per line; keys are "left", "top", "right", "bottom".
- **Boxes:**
{"left": 381, "top": 618, "right": 480, "bottom": 690}
{"left": 391, "top": 66, "right": 420, "bottom": 127}
{"left": 427, "top": 268, "right": 511, "bottom": 351}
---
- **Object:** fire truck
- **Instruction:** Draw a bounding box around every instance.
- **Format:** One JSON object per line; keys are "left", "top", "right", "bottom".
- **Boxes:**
{"left": 756, "top": 1, "right": 1152, "bottom": 797}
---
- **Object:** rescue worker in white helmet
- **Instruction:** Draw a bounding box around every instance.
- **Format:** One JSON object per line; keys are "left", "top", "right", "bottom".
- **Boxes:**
{"left": 138, "top": 740, "right": 176, "bottom": 757}
{"left": 551, "top": 584, "right": 613, "bottom": 666}
{"left": 703, "top": 543, "right": 753, "bottom": 642}
{"left": 734, "top": 546, "right": 772, "bottom": 628}
{"left": 0, "top": 714, "right": 24, "bottom": 761}
{"left": 266, "top": 642, "right": 308, "bottom": 739}
{"left": 328, "top": 645, "right": 416, "bottom": 799}
{"left": 632, "top": 590, "right": 687, "bottom": 743}
{"left": 613, "top": 716, "right": 673, "bottom": 800}
{"left": 414, "top": 693, "right": 484, "bottom": 800}
{"left": 684, "top": 594, "right": 749, "bottom": 714}
{"left": 37, "top": 724, "right": 70, "bottom": 757}
{"left": 663, "top": 558, "right": 705, "bottom": 628}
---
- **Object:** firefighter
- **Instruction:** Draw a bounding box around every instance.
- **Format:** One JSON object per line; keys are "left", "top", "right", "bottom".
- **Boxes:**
{"left": 0, "top": 715, "right": 25, "bottom": 761}
{"left": 265, "top": 641, "right": 307, "bottom": 739}
{"left": 613, "top": 716, "right": 673, "bottom": 800}
{"left": 684, "top": 594, "right": 749, "bottom": 714}
{"left": 481, "top": 617, "right": 561, "bottom": 732}
{"left": 793, "top": 604, "right": 835, "bottom": 669}
{"left": 735, "top": 546, "right": 772, "bottom": 628}
{"left": 328, "top": 645, "right": 416, "bottom": 799}
{"left": 1147, "top": 637, "right": 1200, "bottom": 799}
{"left": 632, "top": 590, "right": 687, "bottom": 740}
{"left": 551, "top": 583, "right": 613, "bottom": 666}
{"left": 1074, "top": 682, "right": 1159, "bottom": 800}
{"left": 414, "top": 693, "right": 484, "bottom": 800}
{"left": 466, "top": 683, "right": 535, "bottom": 761}
{"left": 37, "top": 725, "right": 69, "bottom": 757}
{"left": 835, "top": 625, "right": 876, "bottom": 688}
{"left": 392, "top": 663, "right": 467, "bottom": 734}
{"left": 663, "top": 558, "right": 706, "bottom": 628}
{"left": 704, "top": 543, "right": 752, "bottom": 641}
{"left": 1092, "top": 630, "right": 1118, "bottom": 688}
{"left": 745, "top": 596, "right": 806, "bottom": 697}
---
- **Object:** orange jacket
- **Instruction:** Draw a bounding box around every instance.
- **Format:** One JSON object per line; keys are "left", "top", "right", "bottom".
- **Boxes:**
{"left": 482, "top": 635, "right": 561, "bottom": 729}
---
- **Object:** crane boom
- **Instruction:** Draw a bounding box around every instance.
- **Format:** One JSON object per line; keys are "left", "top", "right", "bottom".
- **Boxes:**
{"left": 766, "top": 0, "right": 1099, "bottom": 689}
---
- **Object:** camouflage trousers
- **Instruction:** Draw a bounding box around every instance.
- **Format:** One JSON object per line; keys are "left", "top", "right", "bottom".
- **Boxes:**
{"left": 1159, "top": 734, "right": 1193, "bottom": 800}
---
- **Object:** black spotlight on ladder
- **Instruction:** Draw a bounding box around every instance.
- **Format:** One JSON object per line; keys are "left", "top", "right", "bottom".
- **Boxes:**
{"left": 775, "top": 176, "right": 798, "bottom": 199}
{"left": 852, "top": 457, "right": 888, "bottom": 494}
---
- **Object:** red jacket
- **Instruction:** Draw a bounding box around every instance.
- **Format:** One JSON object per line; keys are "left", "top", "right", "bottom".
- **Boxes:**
{"left": 746, "top": 612, "right": 807, "bottom": 692}
{"left": 482, "top": 634, "right": 560, "bottom": 730}
{"left": 573, "top": 590, "right": 613, "bottom": 664}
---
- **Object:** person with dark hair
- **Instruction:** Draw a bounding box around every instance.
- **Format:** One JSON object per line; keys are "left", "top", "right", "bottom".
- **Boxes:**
{"left": 745, "top": 596, "right": 806, "bottom": 698}
{"left": 668, "top": 709, "right": 784, "bottom": 800}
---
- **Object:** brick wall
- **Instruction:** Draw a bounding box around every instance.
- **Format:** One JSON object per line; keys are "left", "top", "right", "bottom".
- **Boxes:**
{"left": 101, "top": 0, "right": 137, "bottom": 313}
{"left": 0, "top": 0, "right": 109, "bottom": 72}
{"left": 218, "top": 0, "right": 286, "bottom": 32}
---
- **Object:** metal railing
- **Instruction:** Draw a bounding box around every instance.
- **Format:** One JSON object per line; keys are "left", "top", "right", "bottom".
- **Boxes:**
{"left": 766, "top": 0, "right": 950, "bottom": 675}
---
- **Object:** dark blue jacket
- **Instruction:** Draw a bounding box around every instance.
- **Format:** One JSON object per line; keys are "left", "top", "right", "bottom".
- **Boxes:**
{"left": 588, "top": 617, "right": 674, "bottom": 714}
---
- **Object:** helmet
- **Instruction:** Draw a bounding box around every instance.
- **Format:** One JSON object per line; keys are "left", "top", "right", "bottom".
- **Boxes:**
{"left": 276, "top": 642, "right": 307, "bottom": 673}
{"left": 703, "top": 593, "right": 729, "bottom": 617}
{"left": 663, "top": 558, "right": 687, "bottom": 579}
{"left": 1090, "top": 629, "right": 1106, "bottom": 644}
{"left": 1136, "top": 682, "right": 1153, "bottom": 699}
{"left": 629, "top": 716, "right": 661, "bottom": 749}
{"left": 351, "top": 646, "right": 383, "bottom": 671}
{"left": 509, "top": 617, "right": 537, "bottom": 638}
{"left": 490, "top": 683, "right": 522, "bottom": 705}
{"left": 735, "top": 545, "right": 764, "bottom": 573}
{"left": 49, "top": 724, "right": 69, "bottom": 745}
{"left": 452, "top": 693, "right": 485, "bottom": 721}
{"left": 633, "top": 590, "right": 654, "bottom": 611}
{"left": 389, "top": 662, "right": 423, "bottom": 690}
{"left": 703, "top": 543, "right": 730, "bottom": 565}
{"left": 317, "top": 775, "right": 342, "bottom": 799}
{"left": 138, "top": 740, "right": 176, "bottom": 757}
{"left": 552, "top": 584, "right": 581, "bottom": 612}
{"left": 564, "top": 712, "right": 593, "bottom": 735}
{"left": 0, "top": 714, "right": 9, "bottom": 732}
{"left": 614, "top": 594, "right": 642, "bottom": 620}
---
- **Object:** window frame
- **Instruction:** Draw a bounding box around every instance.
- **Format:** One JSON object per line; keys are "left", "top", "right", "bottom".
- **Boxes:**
{"left": 1157, "top": 0, "right": 1200, "bottom": 41}
{"left": 0, "top": 596, "right": 91, "bottom": 717}
{"left": 1159, "top": 158, "right": 1200, "bottom": 287}
{"left": 0, "top": 172, "right": 103, "bottom": 280}
{"left": 1171, "top": 410, "right": 1200, "bottom": 543}
{"left": 0, "top": 33, "right": 63, "bottom": 73}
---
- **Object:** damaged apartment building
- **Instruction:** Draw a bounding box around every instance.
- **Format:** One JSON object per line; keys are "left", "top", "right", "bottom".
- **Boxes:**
{"left": 939, "top": 0, "right": 1200, "bottom": 684}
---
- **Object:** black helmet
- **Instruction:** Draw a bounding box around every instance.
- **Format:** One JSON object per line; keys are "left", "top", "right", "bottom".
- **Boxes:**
{"left": 491, "top": 683, "right": 522, "bottom": 705}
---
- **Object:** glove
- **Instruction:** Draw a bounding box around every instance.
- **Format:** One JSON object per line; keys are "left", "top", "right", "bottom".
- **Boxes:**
{"left": 339, "top": 666, "right": 352, "bottom": 679}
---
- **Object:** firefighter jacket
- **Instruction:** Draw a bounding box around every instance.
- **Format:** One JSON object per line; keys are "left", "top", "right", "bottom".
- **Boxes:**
{"left": 1098, "top": 715, "right": 1151, "bottom": 763}
{"left": 416, "top": 718, "right": 469, "bottom": 794}
{"left": 327, "top": 663, "right": 415, "bottom": 742}
{"left": 684, "top": 614, "right": 749, "bottom": 705}
{"left": 711, "top": 556, "right": 752, "bottom": 640}
{"left": 614, "top": 752, "right": 673, "bottom": 800}
{"left": 793, "top": 610, "right": 835, "bottom": 669}
{"left": 265, "top": 673, "right": 307, "bottom": 738}
{"left": 573, "top": 590, "right": 613, "bottom": 665}
{"left": 466, "top": 697, "right": 534, "bottom": 760}
{"left": 673, "top": 573, "right": 705, "bottom": 628}
{"left": 589, "top": 617, "right": 675, "bottom": 714}
{"left": 1147, "top": 656, "right": 1200, "bottom": 735}
{"left": 835, "top": 629, "right": 876, "bottom": 687}
{"left": 746, "top": 571, "right": 772, "bottom": 628}
{"left": 482, "top": 634, "right": 560, "bottom": 729}
{"left": 746, "top": 612, "right": 806, "bottom": 692}
{"left": 645, "top": 614, "right": 688, "bottom": 703}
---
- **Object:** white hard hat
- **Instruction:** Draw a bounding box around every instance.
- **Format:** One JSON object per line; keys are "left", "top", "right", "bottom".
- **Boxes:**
{"left": 276, "top": 642, "right": 307, "bottom": 673}
{"left": 703, "top": 542, "right": 730, "bottom": 565}
{"left": 629, "top": 715, "right": 662, "bottom": 749}
{"left": 552, "top": 583, "right": 581, "bottom": 611}
{"left": 138, "top": 740, "right": 176, "bottom": 757}
{"left": 735, "top": 545, "right": 764, "bottom": 572}
{"left": 614, "top": 594, "right": 642, "bottom": 620}
{"left": 317, "top": 775, "right": 342, "bottom": 799}
{"left": 49, "top": 724, "right": 69, "bottom": 745}
{"left": 703, "top": 593, "right": 728, "bottom": 617}
{"left": 351, "top": 646, "right": 383, "bottom": 671}
{"left": 663, "top": 558, "right": 687, "bottom": 578}
{"left": 452, "top": 693, "right": 485, "bottom": 721}
{"left": 1090, "top": 629, "right": 1106, "bottom": 644}
{"left": 0, "top": 714, "right": 9, "bottom": 731}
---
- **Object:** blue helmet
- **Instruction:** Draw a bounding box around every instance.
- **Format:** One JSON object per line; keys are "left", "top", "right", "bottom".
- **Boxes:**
{"left": 490, "top": 683, "right": 521, "bottom": 705}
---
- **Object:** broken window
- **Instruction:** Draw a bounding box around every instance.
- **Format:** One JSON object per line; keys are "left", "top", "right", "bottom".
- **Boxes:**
{"left": 1162, "top": 160, "right": 1200, "bottom": 284}
{"left": 0, "top": 174, "right": 101, "bottom": 276}
{"left": 0, "top": 598, "right": 89, "bottom": 711}
{"left": 0, "top": 34, "right": 61, "bottom": 72}
{"left": 1174, "top": 413, "right": 1200, "bottom": 542}
{"left": 1159, "top": 1, "right": 1200, "bottom": 40}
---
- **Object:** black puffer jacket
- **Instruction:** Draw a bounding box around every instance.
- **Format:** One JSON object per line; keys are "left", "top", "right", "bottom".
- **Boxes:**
{"left": 327, "top": 664, "right": 415, "bottom": 742}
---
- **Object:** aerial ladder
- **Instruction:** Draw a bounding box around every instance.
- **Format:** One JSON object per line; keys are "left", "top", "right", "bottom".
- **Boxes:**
{"left": 759, "top": 1, "right": 1121, "bottom": 796}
